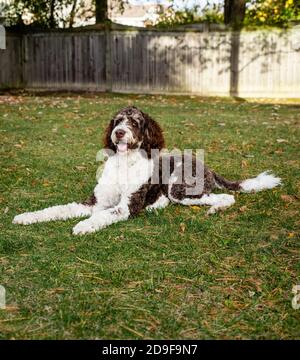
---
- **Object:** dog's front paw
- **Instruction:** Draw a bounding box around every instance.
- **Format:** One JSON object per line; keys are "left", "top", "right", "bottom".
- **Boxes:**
{"left": 13, "top": 213, "right": 36, "bottom": 225}
{"left": 72, "top": 220, "right": 96, "bottom": 235}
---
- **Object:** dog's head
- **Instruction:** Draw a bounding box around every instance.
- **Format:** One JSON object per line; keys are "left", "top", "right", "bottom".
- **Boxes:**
{"left": 104, "top": 106, "right": 165, "bottom": 157}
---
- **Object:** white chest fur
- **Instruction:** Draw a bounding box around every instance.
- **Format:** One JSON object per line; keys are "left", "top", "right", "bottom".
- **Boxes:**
{"left": 96, "top": 151, "right": 153, "bottom": 200}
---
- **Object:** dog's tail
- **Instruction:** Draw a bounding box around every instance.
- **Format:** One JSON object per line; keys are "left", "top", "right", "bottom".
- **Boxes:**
{"left": 213, "top": 171, "right": 281, "bottom": 193}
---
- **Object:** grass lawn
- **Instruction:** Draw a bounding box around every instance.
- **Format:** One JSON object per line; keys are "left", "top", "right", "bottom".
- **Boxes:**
{"left": 0, "top": 93, "right": 299, "bottom": 339}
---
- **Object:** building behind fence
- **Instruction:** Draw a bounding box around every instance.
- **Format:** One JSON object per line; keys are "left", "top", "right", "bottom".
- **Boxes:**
{"left": 1, "top": 28, "right": 300, "bottom": 98}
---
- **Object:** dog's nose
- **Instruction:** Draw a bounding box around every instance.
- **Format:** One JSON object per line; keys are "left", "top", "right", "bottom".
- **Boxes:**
{"left": 116, "top": 129, "right": 125, "bottom": 139}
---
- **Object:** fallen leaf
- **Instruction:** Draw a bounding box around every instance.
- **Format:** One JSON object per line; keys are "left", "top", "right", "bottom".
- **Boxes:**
{"left": 249, "top": 290, "right": 255, "bottom": 298}
{"left": 275, "top": 149, "right": 284, "bottom": 154}
{"left": 239, "top": 205, "right": 247, "bottom": 212}
{"left": 276, "top": 139, "right": 288, "bottom": 143}
{"left": 241, "top": 160, "right": 248, "bottom": 168}
{"left": 179, "top": 223, "right": 186, "bottom": 233}
{"left": 191, "top": 206, "right": 201, "bottom": 211}
{"left": 280, "top": 194, "right": 295, "bottom": 203}
{"left": 128, "top": 281, "right": 143, "bottom": 289}
{"left": 47, "top": 288, "right": 65, "bottom": 295}
{"left": 5, "top": 305, "right": 19, "bottom": 312}
{"left": 225, "top": 213, "right": 238, "bottom": 220}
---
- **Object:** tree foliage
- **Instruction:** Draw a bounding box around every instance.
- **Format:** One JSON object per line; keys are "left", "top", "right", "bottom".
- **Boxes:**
{"left": 155, "top": 2, "right": 223, "bottom": 28}
{"left": 2, "top": 0, "right": 86, "bottom": 28}
{"left": 245, "top": 0, "right": 300, "bottom": 26}
{"left": 1, "top": 0, "right": 300, "bottom": 29}
{"left": 1, "top": 0, "right": 126, "bottom": 28}
{"left": 156, "top": 0, "right": 300, "bottom": 28}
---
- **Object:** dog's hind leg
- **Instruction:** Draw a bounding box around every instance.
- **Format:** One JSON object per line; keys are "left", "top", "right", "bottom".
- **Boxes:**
{"left": 169, "top": 193, "right": 235, "bottom": 215}
{"left": 12, "top": 202, "right": 93, "bottom": 225}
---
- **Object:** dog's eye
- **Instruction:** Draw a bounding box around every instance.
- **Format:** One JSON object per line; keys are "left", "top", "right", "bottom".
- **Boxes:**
{"left": 132, "top": 121, "right": 138, "bottom": 127}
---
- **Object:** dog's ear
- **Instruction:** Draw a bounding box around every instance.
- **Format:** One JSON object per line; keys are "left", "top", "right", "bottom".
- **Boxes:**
{"left": 103, "top": 119, "right": 116, "bottom": 152}
{"left": 140, "top": 111, "right": 165, "bottom": 158}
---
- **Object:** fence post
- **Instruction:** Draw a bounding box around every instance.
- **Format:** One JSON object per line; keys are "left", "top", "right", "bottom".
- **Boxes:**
{"left": 105, "top": 28, "right": 112, "bottom": 92}
{"left": 21, "top": 33, "right": 28, "bottom": 88}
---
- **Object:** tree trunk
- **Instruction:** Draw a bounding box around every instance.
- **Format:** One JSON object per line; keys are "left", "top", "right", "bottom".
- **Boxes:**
{"left": 224, "top": 0, "right": 246, "bottom": 28}
{"left": 49, "top": 0, "right": 56, "bottom": 28}
{"left": 224, "top": 0, "right": 231, "bottom": 25}
{"left": 95, "top": 0, "right": 108, "bottom": 23}
{"left": 69, "top": 0, "right": 78, "bottom": 28}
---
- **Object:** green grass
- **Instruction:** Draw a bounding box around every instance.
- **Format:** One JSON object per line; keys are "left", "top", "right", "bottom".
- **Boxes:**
{"left": 0, "top": 93, "right": 299, "bottom": 339}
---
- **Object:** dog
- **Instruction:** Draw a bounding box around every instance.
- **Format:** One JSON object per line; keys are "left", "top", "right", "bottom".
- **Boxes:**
{"left": 13, "top": 106, "right": 281, "bottom": 235}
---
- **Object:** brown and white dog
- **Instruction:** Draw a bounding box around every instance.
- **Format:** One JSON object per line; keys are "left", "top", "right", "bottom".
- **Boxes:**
{"left": 13, "top": 106, "right": 281, "bottom": 235}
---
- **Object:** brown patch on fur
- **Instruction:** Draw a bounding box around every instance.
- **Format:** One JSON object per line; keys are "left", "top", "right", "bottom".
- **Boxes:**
{"left": 145, "top": 184, "right": 163, "bottom": 207}
{"left": 169, "top": 160, "right": 216, "bottom": 200}
{"left": 155, "top": 154, "right": 216, "bottom": 200}
{"left": 213, "top": 172, "right": 241, "bottom": 191}
{"left": 167, "top": 157, "right": 242, "bottom": 200}
{"left": 82, "top": 193, "right": 97, "bottom": 206}
{"left": 103, "top": 119, "right": 116, "bottom": 152}
{"left": 140, "top": 110, "right": 165, "bottom": 158}
{"left": 128, "top": 184, "right": 150, "bottom": 216}
{"left": 128, "top": 183, "right": 163, "bottom": 217}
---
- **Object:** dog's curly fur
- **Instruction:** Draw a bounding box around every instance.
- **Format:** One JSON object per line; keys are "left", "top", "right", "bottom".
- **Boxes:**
{"left": 103, "top": 107, "right": 165, "bottom": 157}
{"left": 13, "top": 106, "right": 281, "bottom": 235}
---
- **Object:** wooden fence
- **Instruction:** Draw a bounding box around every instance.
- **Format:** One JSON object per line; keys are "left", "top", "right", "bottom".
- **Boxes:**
{"left": 1, "top": 28, "right": 300, "bottom": 98}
